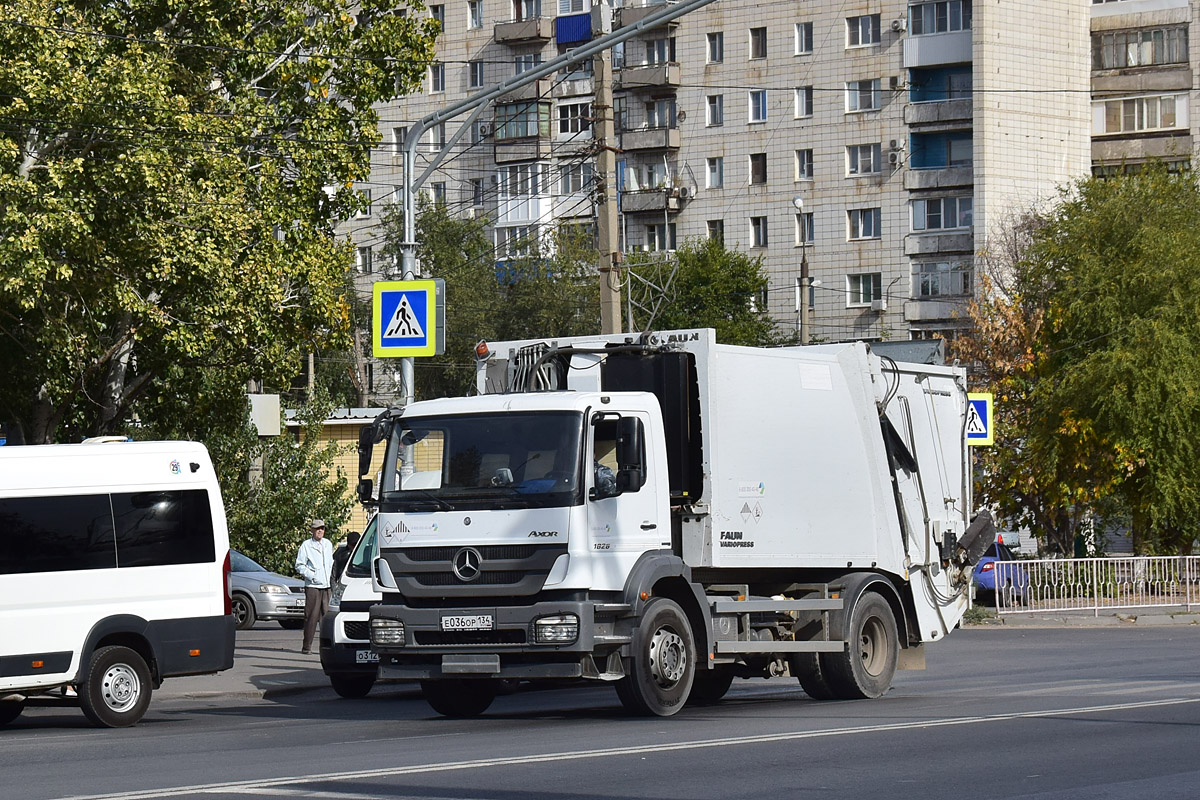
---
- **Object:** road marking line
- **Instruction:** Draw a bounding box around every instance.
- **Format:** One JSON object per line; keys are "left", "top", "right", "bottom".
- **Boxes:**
{"left": 57, "top": 696, "right": 1200, "bottom": 800}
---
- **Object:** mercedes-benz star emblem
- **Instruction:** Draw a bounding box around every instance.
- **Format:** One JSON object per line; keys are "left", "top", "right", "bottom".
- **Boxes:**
{"left": 452, "top": 547, "right": 483, "bottom": 582}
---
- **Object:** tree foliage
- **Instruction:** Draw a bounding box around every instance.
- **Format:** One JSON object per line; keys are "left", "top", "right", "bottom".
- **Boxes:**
{"left": 627, "top": 237, "right": 791, "bottom": 347}
{"left": 0, "top": 0, "right": 436, "bottom": 442}
{"left": 961, "top": 165, "right": 1200, "bottom": 555}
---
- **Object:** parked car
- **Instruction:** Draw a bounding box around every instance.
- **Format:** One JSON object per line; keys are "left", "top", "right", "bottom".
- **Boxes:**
{"left": 973, "top": 541, "right": 1029, "bottom": 606}
{"left": 320, "top": 517, "right": 379, "bottom": 697}
{"left": 230, "top": 550, "right": 307, "bottom": 630}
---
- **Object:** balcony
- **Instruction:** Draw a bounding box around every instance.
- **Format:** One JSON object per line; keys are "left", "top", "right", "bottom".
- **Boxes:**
{"left": 617, "top": 63, "right": 681, "bottom": 90}
{"left": 904, "top": 297, "right": 970, "bottom": 323}
{"left": 496, "top": 195, "right": 552, "bottom": 227}
{"left": 903, "top": 232, "right": 974, "bottom": 256}
{"left": 620, "top": 126, "right": 680, "bottom": 151}
{"left": 615, "top": 2, "right": 676, "bottom": 29}
{"left": 904, "top": 98, "right": 972, "bottom": 127}
{"left": 620, "top": 188, "right": 680, "bottom": 214}
{"left": 902, "top": 30, "right": 972, "bottom": 69}
{"left": 903, "top": 166, "right": 973, "bottom": 190}
{"left": 498, "top": 77, "right": 553, "bottom": 102}
{"left": 553, "top": 74, "right": 594, "bottom": 98}
{"left": 494, "top": 16, "right": 554, "bottom": 44}
{"left": 494, "top": 135, "right": 553, "bottom": 164}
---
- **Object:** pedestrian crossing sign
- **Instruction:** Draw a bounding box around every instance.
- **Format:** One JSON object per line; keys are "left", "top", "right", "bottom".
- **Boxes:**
{"left": 966, "top": 392, "right": 993, "bottom": 447}
{"left": 373, "top": 280, "right": 442, "bottom": 357}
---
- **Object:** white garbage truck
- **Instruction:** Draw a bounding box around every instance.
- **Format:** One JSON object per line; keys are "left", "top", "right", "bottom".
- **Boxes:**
{"left": 358, "top": 329, "right": 994, "bottom": 716}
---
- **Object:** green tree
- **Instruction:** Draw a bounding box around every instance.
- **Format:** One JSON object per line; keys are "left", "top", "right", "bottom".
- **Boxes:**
{"left": 962, "top": 166, "right": 1200, "bottom": 555}
{"left": 627, "top": 237, "right": 790, "bottom": 347}
{"left": 0, "top": 0, "right": 437, "bottom": 442}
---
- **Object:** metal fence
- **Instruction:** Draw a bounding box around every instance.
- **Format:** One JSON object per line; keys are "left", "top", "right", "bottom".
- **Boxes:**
{"left": 989, "top": 556, "right": 1200, "bottom": 616}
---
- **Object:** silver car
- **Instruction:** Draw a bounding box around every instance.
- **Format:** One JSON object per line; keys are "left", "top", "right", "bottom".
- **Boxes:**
{"left": 230, "top": 550, "right": 306, "bottom": 631}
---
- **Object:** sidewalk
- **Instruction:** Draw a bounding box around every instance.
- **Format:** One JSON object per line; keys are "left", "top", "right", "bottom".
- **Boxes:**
{"left": 970, "top": 608, "right": 1200, "bottom": 628}
{"left": 157, "top": 626, "right": 331, "bottom": 701}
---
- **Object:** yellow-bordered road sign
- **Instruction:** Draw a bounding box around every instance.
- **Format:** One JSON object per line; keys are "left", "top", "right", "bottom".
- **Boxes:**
{"left": 966, "top": 392, "right": 993, "bottom": 446}
{"left": 373, "top": 280, "right": 441, "bottom": 358}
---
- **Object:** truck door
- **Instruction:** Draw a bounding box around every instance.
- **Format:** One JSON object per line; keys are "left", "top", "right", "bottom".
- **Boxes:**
{"left": 587, "top": 413, "right": 665, "bottom": 588}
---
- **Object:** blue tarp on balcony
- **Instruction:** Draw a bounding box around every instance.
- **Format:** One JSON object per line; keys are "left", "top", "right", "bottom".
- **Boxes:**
{"left": 556, "top": 13, "right": 591, "bottom": 44}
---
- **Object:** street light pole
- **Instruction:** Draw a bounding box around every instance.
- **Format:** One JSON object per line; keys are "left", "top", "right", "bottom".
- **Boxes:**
{"left": 793, "top": 195, "right": 811, "bottom": 344}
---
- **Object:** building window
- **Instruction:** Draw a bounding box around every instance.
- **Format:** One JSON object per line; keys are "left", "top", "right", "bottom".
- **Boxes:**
{"left": 495, "top": 102, "right": 552, "bottom": 139}
{"left": 847, "top": 14, "right": 880, "bottom": 47}
{"left": 749, "top": 90, "right": 768, "bottom": 123}
{"left": 392, "top": 126, "right": 408, "bottom": 154}
{"left": 469, "top": 60, "right": 485, "bottom": 89}
{"left": 430, "top": 62, "right": 445, "bottom": 92}
{"left": 559, "top": 162, "right": 594, "bottom": 194}
{"left": 497, "top": 225, "right": 535, "bottom": 258}
{"left": 795, "top": 149, "right": 814, "bottom": 180}
{"left": 647, "top": 37, "right": 676, "bottom": 64}
{"left": 846, "top": 79, "right": 881, "bottom": 112}
{"left": 427, "top": 122, "right": 447, "bottom": 151}
{"left": 948, "top": 137, "right": 973, "bottom": 165}
{"left": 470, "top": 178, "right": 485, "bottom": 206}
{"left": 430, "top": 182, "right": 446, "bottom": 204}
{"left": 628, "top": 161, "right": 669, "bottom": 190}
{"left": 707, "top": 157, "right": 724, "bottom": 188}
{"left": 914, "top": 261, "right": 972, "bottom": 297}
{"left": 848, "top": 207, "right": 882, "bottom": 239}
{"left": 354, "top": 189, "right": 373, "bottom": 219}
{"left": 1093, "top": 27, "right": 1188, "bottom": 69}
{"left": 749, "top": 27, "right": 767, "bottom": 59}
{"left": 912, "top": 196, "right": 973, "bottom": 231}
{"left": 647, "top": 222, "right": 677, "bottom": 251}
{"left": 909, "top": 1, "right": 971, "bottom": 36}
{"left": 430, "top": 4, "right": 445, "bottom": 26}
{"left": 706, "top": 94, "right": 724, "bottom": 126}
{"left": 750, "top": 216, "right": 768, "bottom": 247}
{"left": 515, "top": 52, "right": 543, "bottom": 75}
{"left": 707, "top": 32, "right": 724, "bottom": 63}
{"left": 795, "top": 22, "right": 813, "bottom": 54}
{"left": 794, "top": 86, "right": 814, "bottom": 118}
{"left": 749, "top": 152, "right": 767, "bottom": 185}
{"left": 558, "top": 102, "right": 591, "bottom": 134}
{"left": 356, "top": 246, "right": 373, "bottom": 274}
{"left": 1098, "top": 94, "right": 1186, "bottom": 134}
{"left": 515, "top": 0, "right": 541, "bottom": 21}
{"left": 468, "top": 0, "right": 483, "bottom": 28}
{"left": 500, "top": 163, "right": 546, "bottom": 196}
{"left": 707, "top": 219, "right": 725, "bottom": 242}
{"left": 847, "top": 273, "right": 882, "bottom": 305}
{"left": 645, "top": 97, "right": 676, "bottom": 128}
{"left": 558, "top": 0, "right": 586, "bottom": 12}
{"left": 847, "top": 143, "right": 882, "bottom": 175}
{"left": 795, "top": 212, "right": 814, "bottom": 244}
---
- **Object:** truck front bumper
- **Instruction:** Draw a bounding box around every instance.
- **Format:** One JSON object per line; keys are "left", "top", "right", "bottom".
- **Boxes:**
{"left": 370, "top": 600, "right": 628, "bottom": 681}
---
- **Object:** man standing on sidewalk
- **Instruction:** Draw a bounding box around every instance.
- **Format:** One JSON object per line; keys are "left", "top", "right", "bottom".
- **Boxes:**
{"left": 295, "top": 519, "right": 334, "bottom": 654}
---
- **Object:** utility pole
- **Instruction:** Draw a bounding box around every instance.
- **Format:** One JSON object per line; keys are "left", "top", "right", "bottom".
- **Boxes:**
{"left": 594, "top": 17, "right": 622, "bottom": 335}
{"left": 793, "top": 195, "right": 810, "bottom": 344}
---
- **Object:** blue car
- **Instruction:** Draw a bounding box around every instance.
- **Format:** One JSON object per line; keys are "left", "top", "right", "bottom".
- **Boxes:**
{"left": 973, "top": 541, "right": 1029, "bottom": 606}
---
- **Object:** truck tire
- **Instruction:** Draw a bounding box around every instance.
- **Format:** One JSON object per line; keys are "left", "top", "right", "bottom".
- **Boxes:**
{"left": 616, "top": 597, "right": 695, "bottom": 717}
{"left": 79, "top": 646, "right": 153, "bottom": 728}
{"left": 0, "top": 699, "right": 24, "bottom": 726}
{"left": 820, "top": 592, "right": 898, "bottom": 700}
{"left": 789, "top": 653, "right": 836, "bottom": 700}
{"left": 330, "top": 674, "right": 375, "bottom": 699}
{"left": 420, "top": 679, "right": 497, "bottom": 717}
{"left": 686, "top": 665, "right": 734, "bottom": 706}
{"left": 232, "top": 594, "right": 256, "bottom": 630}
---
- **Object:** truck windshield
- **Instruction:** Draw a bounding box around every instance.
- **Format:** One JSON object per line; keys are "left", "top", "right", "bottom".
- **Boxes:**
{"left": 380, "top": 411, "right": 584, "bottom": 511}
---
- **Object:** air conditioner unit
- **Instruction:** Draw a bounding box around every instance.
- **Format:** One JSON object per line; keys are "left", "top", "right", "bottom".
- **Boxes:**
{"left": 889, "top": 138, "right": 906, "bottom": 151}
{"left": 871, "top": 298, "right": 888, "bottom": 312}
{"left": 888, "top": 75, "right": 901, "bottom": 91}
{"left": 887, "top": 151, "right": 902, "bottom": 166}
{"left": 890, "top": 18, "right": 906, "bottom": 32}
{"left": 465, "top": 208, "right": 477, "bottom": 219}
{"left": 675, "top": 186, "right": 692, "bottom": 199}
{"left": 479, "top": 122, "right": 493, "bottom": 137}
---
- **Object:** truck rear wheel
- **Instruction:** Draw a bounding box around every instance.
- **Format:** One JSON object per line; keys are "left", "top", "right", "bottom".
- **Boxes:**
{"left": 686, "top": 665, "right": 734, "bottom": 706}
{"left": 616, "top": 597, "right": 694, "bottom": 717}
{"left": 420, "top": 679, "right": 497, "bottom": 717}
{"left": 789, "top": 653, "right": 836, "bottom": 700}
{"left": 821, "top": 592, "right": 898, "bottom": 700}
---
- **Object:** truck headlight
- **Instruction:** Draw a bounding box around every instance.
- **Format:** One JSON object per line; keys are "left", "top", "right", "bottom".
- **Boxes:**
{"left": 534, "top": 614, "right": 579, "bottom": 644}
{"left": 259, "top": 584, "right": 289, "bottom": 594}
{"left": 370, "top": 618, "right": 406, "bottom": 647}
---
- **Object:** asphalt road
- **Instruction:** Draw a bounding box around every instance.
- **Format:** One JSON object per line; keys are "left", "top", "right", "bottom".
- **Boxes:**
{"left": 4, "top": 627, "right": 1199, "bottom": 800}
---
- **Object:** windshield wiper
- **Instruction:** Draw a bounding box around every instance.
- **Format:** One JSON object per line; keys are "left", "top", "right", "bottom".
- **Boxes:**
{"left": 404, "top": 489, "right": 455, "bottom": 511}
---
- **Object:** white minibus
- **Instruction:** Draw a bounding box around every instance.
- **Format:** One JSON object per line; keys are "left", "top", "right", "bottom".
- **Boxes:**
{"left": 0, "top": 440, "right": 236, "bottom": 727}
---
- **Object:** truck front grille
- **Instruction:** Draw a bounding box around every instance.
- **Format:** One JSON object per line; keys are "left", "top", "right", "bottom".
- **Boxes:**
{"left": 381, "top": 543, "right": 567, "bottom": 599}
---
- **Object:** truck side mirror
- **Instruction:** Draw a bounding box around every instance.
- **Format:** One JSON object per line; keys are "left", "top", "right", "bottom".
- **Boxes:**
{"left": 357, "top": 479, "right": 374, "bottom": 504}
{"left": 616, "top": 417, "right": 645, "bottom": 492}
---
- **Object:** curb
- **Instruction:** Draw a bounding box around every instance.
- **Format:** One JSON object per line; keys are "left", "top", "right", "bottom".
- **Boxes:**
{"left": 967, "top": 612, "right": 1200, "bottom": 628}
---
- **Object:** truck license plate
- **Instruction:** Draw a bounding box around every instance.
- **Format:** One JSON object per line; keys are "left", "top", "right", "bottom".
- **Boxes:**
{"left": 355, "top": 649, "right": 379, "bottom": 664}
{"left": 441, "top": 614, "right": 493, "bottom": 631}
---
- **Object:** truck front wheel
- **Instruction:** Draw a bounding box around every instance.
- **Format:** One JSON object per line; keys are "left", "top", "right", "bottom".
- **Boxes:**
{"left": 420, "top": 679, "right": 497, "bottom": 717}
{"left": 821, "top": 592, "right": 899, "bottom": 700}
{"left": 616, "top": 597, "right": 695, "bottom": 717}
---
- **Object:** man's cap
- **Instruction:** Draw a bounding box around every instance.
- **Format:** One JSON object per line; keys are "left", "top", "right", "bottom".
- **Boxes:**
{"left": 309, "top": 519, "right": 326, "bottom": 529}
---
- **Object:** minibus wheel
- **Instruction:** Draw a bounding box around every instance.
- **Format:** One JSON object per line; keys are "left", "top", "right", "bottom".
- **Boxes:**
{"left": 79, "top": 646, "right": 152, "bottom": 728}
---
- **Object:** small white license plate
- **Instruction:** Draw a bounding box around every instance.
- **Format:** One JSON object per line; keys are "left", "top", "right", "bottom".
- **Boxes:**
{"left": 355, "top": 649, "right": 379, "bottom": 664}
{"left": 441, "top": 614, "right": 493, "bottom": 631}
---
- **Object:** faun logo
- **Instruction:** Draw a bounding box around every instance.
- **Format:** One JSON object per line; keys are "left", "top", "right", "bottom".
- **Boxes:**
{"left": 528, "top": 530, "right": 559, "bottom": 538}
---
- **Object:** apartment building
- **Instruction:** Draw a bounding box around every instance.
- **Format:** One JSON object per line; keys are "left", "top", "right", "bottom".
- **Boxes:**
{"left": 342, "top": 0, "right": 1195, "bottom": 397}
